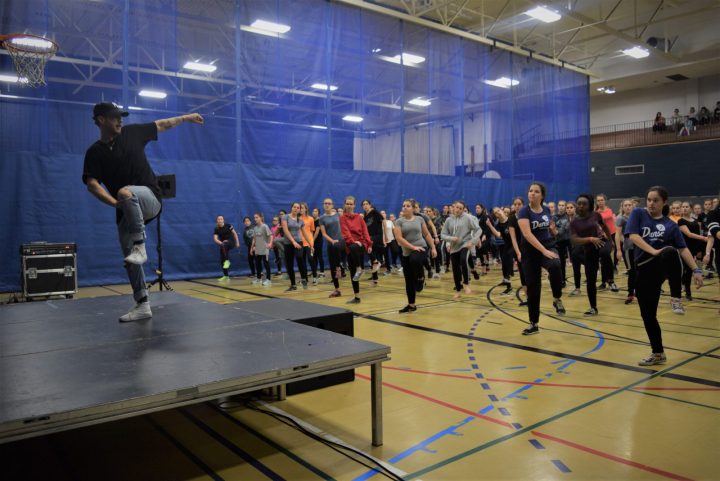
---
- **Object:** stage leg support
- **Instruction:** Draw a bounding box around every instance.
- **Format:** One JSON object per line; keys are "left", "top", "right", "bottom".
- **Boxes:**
{"left": 371, "top": 361, "right": 383, "bottom": 446}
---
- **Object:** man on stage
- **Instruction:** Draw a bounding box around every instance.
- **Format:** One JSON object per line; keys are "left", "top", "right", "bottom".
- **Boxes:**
{"left": 82, "top": 102, "right": 203, "bottom": 322}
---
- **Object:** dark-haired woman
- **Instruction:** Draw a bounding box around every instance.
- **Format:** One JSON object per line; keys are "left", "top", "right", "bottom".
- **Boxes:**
{"left": 570, "top": 194, "right": 614, "bottom": 316}
{"left": 441, "top": 201, "right": 481, "bottom": 299}
{"left": 362, "top": 199, "right": 385, "bottom": 285}
{"left": 281, "top": 203, "right": 313, "bottom": 291}
{"left": 213, "top": 215, "right": 240, "bottom": 281}
{"left": 517, "top": 183, "right": 565, "bottom": 335}
{"left": 493, "top": 207, "right": 514, "bottom": 294}
{"left": 596, "top": 194, "right": 620, "bottom": 292}
{"left": 678, "top": 201, "right": 707, "bottom": 301}
{"left": 508, "top": 196, "right": 528, "bottom": 305}
{"left": 627, "top": 186, "right": 703, "bottom": 365}
{"left": 616, "top": 199, "right": 637, "bottom": 304}
{"left": 395, "top": 199, "right": 437, "bottom": 312}
{"left": 242, "top": 216, "right": 256, "bottom": 278}
{"left": 340, "top": 196, "right": 372, "bottom": 304}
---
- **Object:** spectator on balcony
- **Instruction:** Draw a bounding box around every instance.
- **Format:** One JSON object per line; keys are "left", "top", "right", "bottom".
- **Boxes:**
{"left": 713, "top": 101, "right": 720, "bottom": 123}
{"left": 652, "top": 112, "right": 666, "bottom": 132}
{"left": 698, "top": 106, "right": 711, "bottom": 125}
{"left": 686, "top": 107, "right": 697, "bottom": 130}
{"left": 670, "top": 108, "right": 683, "bottom": 131}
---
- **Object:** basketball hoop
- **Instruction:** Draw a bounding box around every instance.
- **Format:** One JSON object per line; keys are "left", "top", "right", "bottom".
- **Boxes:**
{"left": 0, "top": 33, "right": 58, "bottom": 88}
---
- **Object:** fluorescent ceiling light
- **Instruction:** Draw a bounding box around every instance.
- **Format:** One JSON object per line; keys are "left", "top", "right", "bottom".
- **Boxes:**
{"left": 250, "top": 19, "right": 291, "bottom": 34}
{"left": 311, "top": 83, "right": 338, "bottom": 91}
{"left": 622, "top": 46, "right": 649, "bottom": 58}
{"left": 524, "top": 6, "right": 561, "bottom": 23}
{"left": 386, "top": 53, "right": 426, "bottom": 65}
{"left": 483, "top": 77, "right": 519, "bottom": 89}
{"left": 138, "top": 89, "right": 167, "bottom": 99}
{"left": 128, "top": 106, "right": 144, "bottom": 110}
{"left": 0, "top": 73, "right": 28, "bottom": 83}
{"left": 9, "top": 36, "right": 55, "bottom": 50}
{"left": 342, "top": 115, "right": 363, "bottom": 123}
{"left": 408, "top": 97, "right": 431, "bottom": 107}
{"left": 183, "top": 61, "right": 217, "bottom": 73}
{"left": 596, "top": 87, "right": 606, "bottom": 92}
{"left": 371, "top": 48, "right": 382, "bottom": 53}
{"left": 604, "top": 87, "right": 616, "bottom": 94}
{"left": 310, "top": 125, "right": 328, "bottom": 130}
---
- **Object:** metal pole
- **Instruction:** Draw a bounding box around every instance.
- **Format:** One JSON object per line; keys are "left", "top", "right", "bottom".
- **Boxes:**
{"left": 371, "top": 362, "right": 383, "bottom": 446}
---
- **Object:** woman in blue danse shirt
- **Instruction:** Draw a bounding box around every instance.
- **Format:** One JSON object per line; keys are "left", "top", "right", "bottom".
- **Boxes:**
{"left": 626, "top": 186, "right": 704, "bottom": 366}
{"left": 517, "top": 182, "right": 565, "bottom": 336}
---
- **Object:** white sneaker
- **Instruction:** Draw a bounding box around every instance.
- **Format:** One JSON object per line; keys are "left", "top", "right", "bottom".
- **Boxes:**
{"left": 124, "top": 243, "right": 147, "bottom": 265}
{"left": 119, "top": 301, "right": 152, "bottom": 322}
{"left": 432, "top": 273, "right": 440, "bottom": 279}
{"left": 251, "top": 279, "right": 261, "bottom": 285}
{"left": 261, "top": 279, "right": 272, "bottom": 286}
{"left": 312, "top": 277, "right": 318, "bottom": 285}
{"left": 670, "top": 298, "right": 685, "bottom": 315}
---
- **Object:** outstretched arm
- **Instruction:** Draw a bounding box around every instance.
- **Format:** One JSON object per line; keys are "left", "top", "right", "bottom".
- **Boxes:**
{"left": 155, "top": 113, "right": 204, "bottom": 133}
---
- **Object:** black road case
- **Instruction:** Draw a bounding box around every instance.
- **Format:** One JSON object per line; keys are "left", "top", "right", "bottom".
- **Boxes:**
{"left": 20, "top": 243, "right": 78, "bottom": 299}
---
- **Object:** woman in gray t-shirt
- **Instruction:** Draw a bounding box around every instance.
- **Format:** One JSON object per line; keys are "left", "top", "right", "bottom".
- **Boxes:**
{"left": 393, "top": 199, "right": 437, "bottom": 313}
{"left": 282, "top": 202, "right": 313, "bottom": 290}
{"left": 250, "top": 213, "right": 273, "bottom": 285}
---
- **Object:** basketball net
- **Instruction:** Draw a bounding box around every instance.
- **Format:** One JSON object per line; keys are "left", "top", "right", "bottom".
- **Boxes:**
{"left": 1, "top": 34, "right": 58, "bottom": 88}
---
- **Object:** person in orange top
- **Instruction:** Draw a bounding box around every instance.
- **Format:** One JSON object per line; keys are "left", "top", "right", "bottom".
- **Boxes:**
{"left": 300, "top": 202, "right": 318, "bottom": 285}
{"left": 595, "top": 193, "right": 620, "bottom": 292}
{"left": 668, "top": 201, "right": 682, "bottom": 223}
{"left": 339, "top": 196, "right": 373, "bottom": 304}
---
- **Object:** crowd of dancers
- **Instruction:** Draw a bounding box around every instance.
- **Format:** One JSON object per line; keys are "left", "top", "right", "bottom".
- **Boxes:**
{"left": 214, "top": 187, "right": 720, "bottom": 367}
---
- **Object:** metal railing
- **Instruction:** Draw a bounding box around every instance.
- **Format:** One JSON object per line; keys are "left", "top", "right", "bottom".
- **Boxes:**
{"left": 590, "top": 115, "right": 720, "bottom": 151}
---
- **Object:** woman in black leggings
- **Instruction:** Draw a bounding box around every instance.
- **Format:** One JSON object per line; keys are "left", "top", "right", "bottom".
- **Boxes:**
{"left": 678, "top": 201, "right": 707, "bottom": 301}
{"left": 509, "top": 196, "right": 528, "bottom": 306}
{"left": 362, "top": 199, "right": 385, "bottom": 285}
{"left": 517, "top": 183, "right": 565, "bottom": 335}
{"left": 395, "top": 199, "right": 437, "bottom": 312}
{"left": 281, "top": 202, "right": 313, "bottom": 291}
{"left": 570, "top": 194, "right": 614, "bottom": 316}
{"left": 340, "top": 196, "right": 372, "bottom": 304}
{"left": 627, "top": 186, "right": 703, "bottom": 366}
{"left": 493, "top": 207, "right": 514, "bottom": 295}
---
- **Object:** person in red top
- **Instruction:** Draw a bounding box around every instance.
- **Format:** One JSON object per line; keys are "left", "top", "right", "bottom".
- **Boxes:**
{"left": 340, "top": 195, "right": 373, "bottom": 304}
{"left": 595, "top": 193, "right": 620, "bottom": 291}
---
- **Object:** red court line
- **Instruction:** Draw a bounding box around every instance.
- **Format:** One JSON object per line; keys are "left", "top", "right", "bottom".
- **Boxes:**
{"left": 357, "top": 374, "right": 696, "bottom": 480}
{"left": 355, "top": 374, "right": 513, "bottom": 428}
{"left": 532, "top": 431, "right": 695, "bottom": 481}
{"left": 381, "top": 366, "right": 720, "bottom": 391}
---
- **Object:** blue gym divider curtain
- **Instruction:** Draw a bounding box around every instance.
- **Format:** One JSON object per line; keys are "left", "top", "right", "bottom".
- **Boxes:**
{"left": 0, "top": 0, "right": 588, "bottom": 290}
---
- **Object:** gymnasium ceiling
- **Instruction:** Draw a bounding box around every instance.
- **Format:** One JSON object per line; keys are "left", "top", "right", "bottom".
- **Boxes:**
{"left": 363, "top": 0, "right": 720, "bottom": 95}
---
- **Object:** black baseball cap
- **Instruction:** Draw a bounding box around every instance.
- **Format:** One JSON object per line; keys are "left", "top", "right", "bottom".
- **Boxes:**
{"left": 93, "top": 102, "right": 128, "bottom": 119}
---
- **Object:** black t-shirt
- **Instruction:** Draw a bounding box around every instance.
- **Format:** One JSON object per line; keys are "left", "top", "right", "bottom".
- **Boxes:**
{"left": 496, "top": 219, "right": 511, "bottom": 245}
{"left": 214, "top": 224, "right": 236, "bottom": 245}
{"left": 364, "top": 209, "right": 384, "bottom": 237}
{"left": 678, "top": 218, "right": 702, "bottom": 254}
{"left": 83, "top": 123, "right": 160, "bottom": 199}
{"left": 313, "top": 218, "right": 323, "bottom": 246}
{"left": 476, "top": 213, "right": 489, "bottom": 237}
{"left": 508, "top": 213, "right": 523, "bottom": 243}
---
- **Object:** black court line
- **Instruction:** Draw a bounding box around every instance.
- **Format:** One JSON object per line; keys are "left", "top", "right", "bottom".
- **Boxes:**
{"left": 146, "top": 416, "right": 225, "bottom": 481}
{"left": 187, "top": 279, "right": 720, "bottom": 387}
{"left": 99, "top": 285, "right": 127, "bottom": 295}
{"left": 180, "top": 408, "right": 286, "bottom": 481}
{"left": 628, "top": 389, "right": 720, "bottom": 411}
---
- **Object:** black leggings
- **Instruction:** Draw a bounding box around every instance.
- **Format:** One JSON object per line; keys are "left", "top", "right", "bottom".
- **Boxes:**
{"left": 313, "top": 240, "right": 325, "bottom": 273}
{"left": 571, "top": 245, "right": 584, "bottom": 289}
{"left": 623, "top": 247, "right": 636, "bottom": 296}
{"left": 219, "top": 241, "right": 233, "bottom": 276}
{"left": 303, "top": 246, "right": 317, "bottom": 278}
{"left": 556, "top": 239, "right": 570, "bottom": 283}
{"left": 284, "top": 243, "right": 307, "bottom": 286}
{"left": 636, "top": 247, "right": 683, "bottom": 353}
{"left": 579, "top": 244, "right": 603, "bottom": 309}
{"left": 386, "top": 240, "right": 400, "bottom": 269}
{"left": 347, "top": 243, "right": 364, "bottom": 295}
{"left": 254, "top": 255, "right": 271, "bottom": 280}
{"left": 500, "top": 244, "right": 514, "bottom": 281}
{"left": 521, "top": 244, "right": 563, "bottom": 325}
{"left": 600, "top": 234, "right": 614, "bottom": 283}
{"left": 401, "top": 251, "right": 426, "bottom": 304}
{"left": 450, "top": 248, "right": 470, "bottom": 291}
{"left": 246, "top": 245, "right": 256, "bottom": 276}
{"left": 370, "top": 234, "right": 384, "bottom": 280}
{"left": 327, "top": 240, "right": 344, "bottom": 289}
{"left": 681, "top": 250, "right": 702, "bottom": 297}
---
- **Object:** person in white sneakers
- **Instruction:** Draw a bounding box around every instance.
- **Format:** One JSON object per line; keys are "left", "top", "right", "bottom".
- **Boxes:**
{"left": 82, "top": 102, "right": 203, "bottom": 322}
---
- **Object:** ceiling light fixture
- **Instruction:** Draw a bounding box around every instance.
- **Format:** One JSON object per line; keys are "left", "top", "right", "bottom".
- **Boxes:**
{"left": 183, "top": 61, "right": 217, "bottom": 73}
{"left": 0, "top": 73, "right": 28, "bottom": 83}
{"left": 311, "top": 83, "right": 338, "bottom": 91}
{"left": 250, "top": 19, "right": 291, "bottom": 34}
{"left": 483, "top": 77, "right": 519, "bottom": 89}
{"left": 342, "top": 115, "right": 363, "bottom": 123}
{"left": 408, "top": 97, "right": 432, "bottom": 107}
{"left": 524, "top": 6, "right": 561, "bottom": 23}
{"left": 622, "top": 46, "right": 650, "bottom": 59}
{"left": 388, "top": 53, "right": 426, "bottom": 65}
{"left": 138, "top": 89, "right": 167, "bottom": 99}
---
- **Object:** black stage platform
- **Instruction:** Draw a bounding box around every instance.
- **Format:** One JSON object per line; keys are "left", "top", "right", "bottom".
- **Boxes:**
{"left": 0, "top": 292, "right": 390, "bottom": 445}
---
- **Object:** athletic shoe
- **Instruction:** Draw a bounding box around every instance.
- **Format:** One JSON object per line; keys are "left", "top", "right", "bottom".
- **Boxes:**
{"left": 522, "top": 324, "right": 539, "bottom": 335}
{"left": 223, "top": 260, "right": 231, "bottom": 269}
{"left": 501, "top": 286, "right": 513, "bottom": 295}
{"left": 472, "top": 270, "right": 480, "bottom": 280}
{"left": 251, "top": 279, "right": 261, "bottom": 285}
{"left": 553, "top": 299, "right": 566, "bottom": 315}
{"left": 383, "top": 270, "right": 391, "bottom": 276}
{"left": 218, "top": 276, "right": 229, "bottom": 282}
{"left": 584, "top": 307, "right": 598, "bottom": 316}
{"left": 301, "top": 280, "right": 308, "bottom": 289}
{"left": 124, "top": 243, "right": 147, "bottom": 265}
{"left": 371, "top": 262, "right": 380, "bottom": 273}
{"left": 346, "top": 297, "right": 361, "bottom": 304}
{"left": 569, "top": 288, "right": 581, "bottom": 297}
{"left": 352, "top": 271, "right": 362, "bottom": 282}
{"left": 561, "top": 281, "right": 567, "bottom": 288}
{"left": 609, "top": 282, "right": 619, "bottom": 293}
{"left": 704, "top": 272, "right": 714, "bottom": 279}
{"left": 519, "top": 300, "right": 528, "bottom": 307}
{"left": 285, "top": 285, "right": 297, "bottom": 292}
{"left": 261, "top": 279, "right": 272, "bottom": 286}
{"left": 399, "top": 305, "right": 417, "bottom": 313}
{"left": 685, "top": 294, "right": 692, "bottom": 301}
{"left": 638, "top": 352, "right": 666, "bottom": 366}
{"left": 624, "top": 295, "right": 634, "bottom": 305}
{"left": 416, "top": 277, "right": 426, "bottom": 292}
{"left": 598, "top": 283, "right": 607, "bottom": 290}
{"left": 440, "top": 266, "right": 446, "bottom": 274}
{"left": 328, "top": 290, "right": 341, "bottom": 298}
{"left": 281, "top": 273, "right": 289, "bottom": 280}
{"left": 319, "top": 272, "right": 326, "bottom": 278}
{"left": 670, "top": 299, "right": 685, "bottom": 315}
{"left": 312, "top": 277, "right": 318, "bottom": 285}
{"left": 432, "top": 273, "right": 441, "bottom": 279}
{"left": 119, "top": 301, "right": 152, "bottom": 323}
{"left": 396, "top": 266, "right": 403, "bottom": 273}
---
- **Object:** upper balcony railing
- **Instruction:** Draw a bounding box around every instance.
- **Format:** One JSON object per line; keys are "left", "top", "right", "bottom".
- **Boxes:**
{"left": 590, "top": 115, "right": 720, "bottom": 151}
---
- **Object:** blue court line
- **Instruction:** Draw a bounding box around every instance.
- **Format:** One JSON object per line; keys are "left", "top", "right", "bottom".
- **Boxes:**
{"left": 512, "top": 423, "right": 523, "bottom": 429}
{"left": 528, "top": 439, "right": 545, "bottom": 450}
{"left": 475, "top": 372, "right": 484, "bottom": 379}
{"left": 481, "top": 383, "right": 491, "bottom": 390}
{"left": 469, "top": 356, "right": 476, "bottom": 361}
{"left": 551, "top": 459, "right": 572, "bottom": 473}
{"left": 450, "top": 368, "right": 472, "bottom": 372}
{"left": 502, "top": 366, "right": 527, "bottom": 370}
{"left": 180, "top": 409, "right": 286, "bottom": 481}
{"left": 488, "top": 394, "right": 498, "bottom": 402}
{"left": 352, "top": 417, "right": 475, "bottom": 481}
{"left": 498, "top": 408, "right": 511, "bottom": 416}
{"left": 478, "top": 405, "right": 494, "bottom": 414}
{"left": 146, "top": 416, "right": 225, "bottom": 481}
{"left": 471, "top": 363, "right": 479, "bottom": 369}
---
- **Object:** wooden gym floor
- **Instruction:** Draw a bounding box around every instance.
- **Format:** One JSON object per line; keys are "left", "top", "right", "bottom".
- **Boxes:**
{"left": 2, "top": 263, "right": 719, "bottom": 481}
